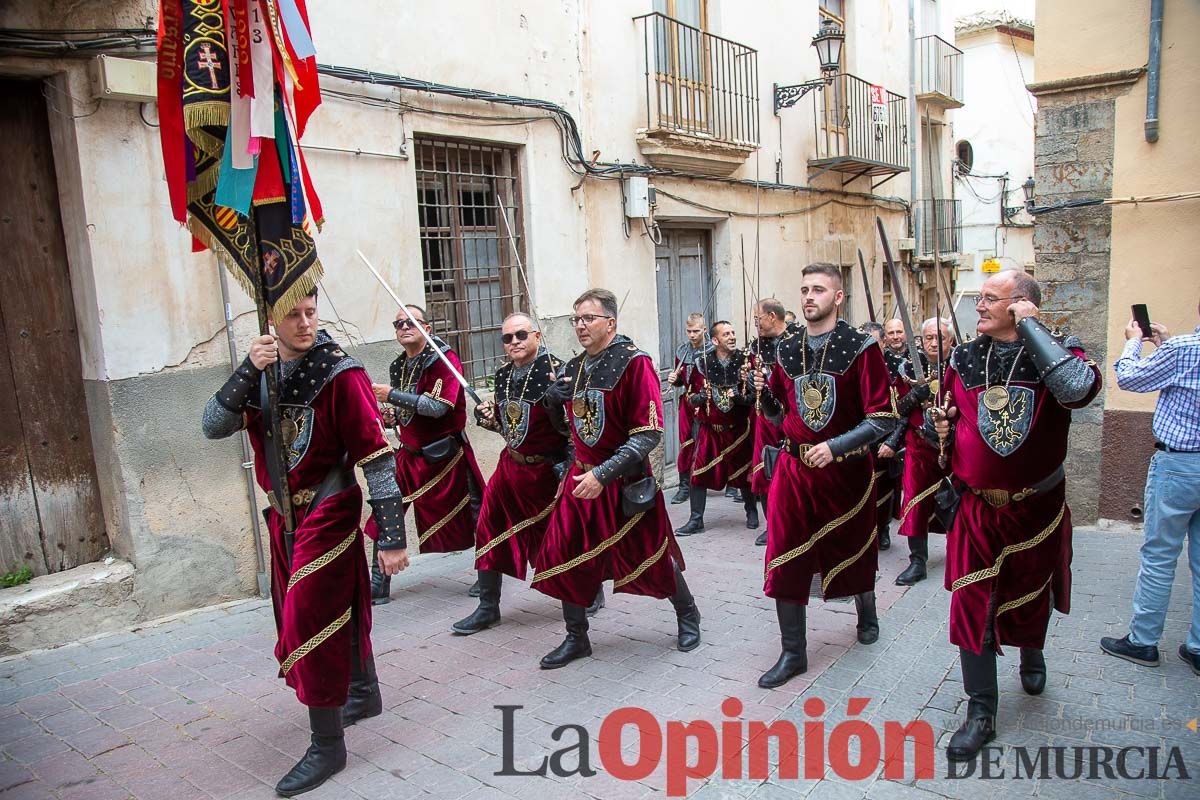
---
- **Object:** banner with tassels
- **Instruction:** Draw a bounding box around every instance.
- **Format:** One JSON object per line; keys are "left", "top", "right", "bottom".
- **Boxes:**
{"left": 157, "top": 0, "right": 324, "bottom": 322}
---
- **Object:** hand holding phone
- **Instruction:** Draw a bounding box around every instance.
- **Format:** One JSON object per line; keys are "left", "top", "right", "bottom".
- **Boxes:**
{"left": 1131, "top": 304, "right": 1152, "bottom": 340}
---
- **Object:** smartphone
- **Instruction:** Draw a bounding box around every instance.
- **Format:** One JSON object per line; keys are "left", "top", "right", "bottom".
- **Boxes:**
{"left": 1131, "top": 304, "right": 1153, "bottom": 339}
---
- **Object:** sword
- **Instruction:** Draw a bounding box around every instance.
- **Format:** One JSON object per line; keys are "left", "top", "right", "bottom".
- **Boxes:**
{"left": 924, "top": 109, "right": 963, "bottom": 343}
{"left": 495, "top": 197, "right": 542, "bottom": 332}
{"left": 355, "top": 249, "right": 483, "bottom": 405}
{"left": 935, "top": 300, "right": 947, "bottom": 468}
{"left": 857, "top": 249, "right": 878, "bottom": 324}
{"left": 876, "top": 217, "right": 926, "bottom": 379}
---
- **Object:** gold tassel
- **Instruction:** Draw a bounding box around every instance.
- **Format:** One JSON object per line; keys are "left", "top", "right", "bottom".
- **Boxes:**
{"left": 270, "top": 260, "right": 324, "bottom": 322}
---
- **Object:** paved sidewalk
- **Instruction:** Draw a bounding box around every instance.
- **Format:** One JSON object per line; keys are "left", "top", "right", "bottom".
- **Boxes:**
{"left": 1, "top": 496, "right": 1196, "bottom": 799}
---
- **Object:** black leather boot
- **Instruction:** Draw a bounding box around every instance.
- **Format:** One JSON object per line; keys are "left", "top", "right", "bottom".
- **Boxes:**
{"left": 586, "top": 585, "right": 605, "bottom": 617}
{"left": 755, "top": 494, "right": 768, "bottom": 546}
{"left": 947, "top": 640, "right": 998, "bottom": 761}
{"left": 878, "top": 522, "right": 891, "bottom": 551}
{"left": 540, "top": 602, "right": 592, "bottom": 669}
{"left": 341, "top": 627, "right": 382, "bottom": 727}
{"left": 370, "top": 540, "right": 391, "bottom": 606}
{"left": 670, "top": 475, "right": 691, "bottom": 504}
{"left": 759, "top": 600, "right": 807, "bottom": 688}
{"left": 275, "top": 707, "right": 347, "bottom": 796}
{"left": 1019, "top": 647, "right": 1046, "bottom": 695}
{"left": 466, "top": 474, "right": 484, "bottom": 598}
{"left": 895, "top": 535, "right": 928, "bottom": 586}
{"left": 742, "top": 488, "right": 759, "bottom": 529}
{"left": 668, "top": 563, "right": 701, "bottom": 652}
{"left": 675, "top": 488, "right": 706, "bottom": 536}
{"left": 452, "top": 570, "right": 502, "bottom": 634}
{"left": 854, "top": 591, "right": 879, "bottom": 644}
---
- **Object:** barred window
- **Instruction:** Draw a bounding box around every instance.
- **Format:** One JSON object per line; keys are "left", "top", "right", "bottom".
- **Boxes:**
{"left": 415, "top": 137, "right": 524, "bottom": 384}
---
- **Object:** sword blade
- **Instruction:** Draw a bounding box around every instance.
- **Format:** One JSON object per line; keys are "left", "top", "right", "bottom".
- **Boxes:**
{"left": 875, "top": 217, "right": 926, "bottom": 377}
{"left": 857, "top": 248, "right": 878, "bottom": 323}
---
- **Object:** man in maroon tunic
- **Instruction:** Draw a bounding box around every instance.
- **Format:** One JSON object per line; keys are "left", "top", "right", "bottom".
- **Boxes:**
{"left": 931, "top": 271, "right": 1102, "bottom": 760}
{"left": 452, "top": 313, "right": 570, "bottom": 634}
{"left": 532, "top": 288, "right": 702, "bottom": 669}
{"left": 668, "top": 313, "right": 708, "bottom": 504}
{"left": 368, "top": 304, "right": 485, "bottom": 604}
{"left": 751, "top": 264, "right": 897, "bottom": 689}
{"left": 675, "top": 320, "right": 757, "bottom": 535}
{"left": 873, "top": 342, "right": 909, "bottom": 553}
{"left": 745, "top": 299, "right": 795, "bottom": 547}
{"left": 202, "top": 291, "right": 410, "bottom": 796}
{"left": 891, "top": 317, "right": 955, "bottom": 585}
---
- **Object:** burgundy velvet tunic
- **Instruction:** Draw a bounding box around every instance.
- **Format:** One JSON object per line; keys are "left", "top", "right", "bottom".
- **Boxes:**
{"left": 896, "top": 355, "right": 950, "bottom": 539}
{"left": 686, "top": 348, "right": 753, "bottom": 491}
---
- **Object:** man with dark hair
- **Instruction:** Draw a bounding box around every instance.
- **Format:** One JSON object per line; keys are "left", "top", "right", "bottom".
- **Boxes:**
{"left": 676, "top": 320, "right": 756, "bottom": 535}
{"left": 930, "top": 270, "right": 1102, "bottom": 760}
{"left": 745, "top": 298, "right": 791, "bottom": 547}
{"left": 368, "top": 305, "right": 485, "bottom": 604}
{"left": 752, "top": 264, "right": 897, "bottom": 689}
{"left": 861, "top": 321, "right": 884, "bottom": 343}
{"left": 532, "top": 288, "right": 701, "bottom": 668}
{"left": 668, "top": 312, "right": 709, "bottom": 504}
{"left": 202, "top": 290, "right": 409, "bottom": 795}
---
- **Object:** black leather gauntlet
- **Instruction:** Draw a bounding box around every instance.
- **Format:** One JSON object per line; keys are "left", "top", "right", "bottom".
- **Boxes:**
{"left": 369, "top": 496, "right": 407, "bottom": 550}
{"left": 215, "top": 356, "right": 262, "bottom": 413}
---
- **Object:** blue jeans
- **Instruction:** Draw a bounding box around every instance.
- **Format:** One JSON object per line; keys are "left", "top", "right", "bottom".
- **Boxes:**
{"left": 1128, "top": 451, "right": 1200, "bottom": 654}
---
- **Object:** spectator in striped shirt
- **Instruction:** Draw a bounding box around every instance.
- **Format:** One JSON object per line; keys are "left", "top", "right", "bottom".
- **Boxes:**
{"left": 1101, "top": 299, "right": 1200, "bottom": 676}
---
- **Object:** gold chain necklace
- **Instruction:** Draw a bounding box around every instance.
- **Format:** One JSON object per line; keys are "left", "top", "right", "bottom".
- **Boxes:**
{"left": 799, "top": 328, "right": 834, "bottom": 411}
{"left": 982, "top": 341, "right": 1026, "bottom": 411}
{"left": 503, "top": 354, "right": 537, "bottom": 445}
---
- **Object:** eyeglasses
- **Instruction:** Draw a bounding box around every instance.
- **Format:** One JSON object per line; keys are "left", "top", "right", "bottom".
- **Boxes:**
{"left": 569, "top": 314, "right": 613, "bottom": 327}
{"left": 393, "top": 318, "right": 423, "bottom": 330}
{"left": 501, "top": 329, "right": 533, "bottom": 344}
{"left": 970, "top": 294, "right": 1025, "bottom": 307}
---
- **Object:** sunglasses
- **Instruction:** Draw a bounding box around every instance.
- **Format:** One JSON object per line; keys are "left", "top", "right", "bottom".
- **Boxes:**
{"left": 501, "top": 329, "right": 534, "bottom": 344}
{"left": 392, "top": 318, "right": 424, "bottom": 330}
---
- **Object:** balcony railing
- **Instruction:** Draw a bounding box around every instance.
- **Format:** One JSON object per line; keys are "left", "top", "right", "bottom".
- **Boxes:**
{"left": 916, "top": 35, "right": 964, "bottom": 109}
{"left": 634, "top": 12, "right": 760, "bottom": 147}
{"left": 918, "top": 199, "right": 962, "bottom": 255}
{"left": 810, "top": 73, "right": 909, "bottom": 187}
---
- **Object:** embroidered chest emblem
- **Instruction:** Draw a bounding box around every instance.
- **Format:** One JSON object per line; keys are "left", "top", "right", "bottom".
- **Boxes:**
{"left": 572, "top": 389, "right": 606, "bottom": 447}
{"left": 977, "top": 385, "right": 1034, "bottom": 457}
{"left": 794, "top": 373, "right": 836, "bottom": 432}
{"left": 502, "top": 399, "right": 531, "bottom": 448}
{"left": 280, "top": 406, "right": 314, "bottom": 469}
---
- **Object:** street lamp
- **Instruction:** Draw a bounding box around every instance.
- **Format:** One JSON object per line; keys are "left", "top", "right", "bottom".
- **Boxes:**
{"left": 1021, "top": 176, "right": 1035, "bottom": 209}
{"left": 773, "top": 17, "right": 845, "bottom": 115}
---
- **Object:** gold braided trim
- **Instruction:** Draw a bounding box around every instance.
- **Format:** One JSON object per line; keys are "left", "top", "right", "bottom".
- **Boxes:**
{"left": 280, "top": 607, "right": 352, "bottom": 675}
{"left": 996, "top": 575, "right": 1053, "bottom": 618}
{"left": 889, "top": 386, "right": 900, "bottom": 417}
{"left": 531, "top": 511, "right": 646, "bottom": 584}
{"left": 766, "top": 471, "right": 876, "bottom": 575}
{"left": 692, "top": 424, "right": 751, "bottom": 477}
{"left": 728, "top": 461, "right": 751, "bottom": 481}
{"left": 613, "top": 537, "right": 669, "bottom": 589}
{"left": 822, "top": 528, "right": 878, "bottom": 594}
{"left": 475, "top": 499, "right": 556, "bottom": 559}
{"left": 425, "top": 381, "right": 455, "bottom": 408}
{"left": 898, "top": 482, "right": 941, "bottom": 526}
{"left": 419, "top": 495, "right": 471, "bottom": 546}
{"left": 402, "top": 448, "right": 464, "bottom": 504}
{"left": 867, "top": 410, "right": 900, "bottom": 419}
{"left": 752, "top": 462, "right": 764, "bottom": 475}
{"left": 950, "top": 503, "right": 1065, "bottom": 593}
{"left": 356, "top": 445, "right": 393, "bottom": 468}
{"left": 680, "top": 438, "right": 695, "bottom": 449}
{"left": 876, "top": 489, "right": 894, "bottom": 507}
{"left": 629, "top": 425, "right": 658, "bottom": 435}
{"left": 287, "top": 531, "right": 357, "bottom": 593}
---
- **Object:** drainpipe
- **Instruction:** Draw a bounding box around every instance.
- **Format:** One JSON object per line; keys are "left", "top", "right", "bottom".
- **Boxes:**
{"left": 217, "top": 264, "right": 270, "bottom": 598}
{"left": 1145, "top": 0, "right": 1163, "bottom": 142}
{"left": 908, "top": 0, "right": 920, "bottom": 247}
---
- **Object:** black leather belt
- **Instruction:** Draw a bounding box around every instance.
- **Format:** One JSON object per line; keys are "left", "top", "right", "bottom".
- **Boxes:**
{"left": 1155, "top": 441, "right": 1199, "bottom": 454}
{"left": 267, "top": 468, "right": 355, "bottom": 515}
{"left": 508, "top": 449, "right": 561, "bottom": 465}
{"left": 965, "top": 465, "right": 1065, "bottom": 508}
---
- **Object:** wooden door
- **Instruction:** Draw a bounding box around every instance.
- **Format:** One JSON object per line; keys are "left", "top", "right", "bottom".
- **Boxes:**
{"left": 0, "top": 79, "right": 107, "bottom": 576}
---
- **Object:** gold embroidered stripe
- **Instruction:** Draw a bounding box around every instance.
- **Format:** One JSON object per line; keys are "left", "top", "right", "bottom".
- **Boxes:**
{"left": 280, "top": 606, "right": 352, "bottom": 675}
{"left": 613, "top": 537, "right": 669, "bottom": 589}
{"left": 728, "top": 461, "right": 750, "bottom": 481}
{"left": 950, "top": 503, "right": 1065, "bottom": 593}
{"left": 419, "top": 494, "right": 471, "bottom": 546}
{"left": 898, "top": 482, "right": 941, "bottom": 526}
{"left": 996, "top": 575, "right": 1052, "bottom": 618}
{"left": 766, "top": 471, "right": 877, "bottom": 575}
{"left": 867, "top": 411, "right": 899, "bottom": 419}
{"left": 287, "top": 531, "right": 357, "bottom": 593}
{"left": 403, "top": 448, "right": 464, "bottom": 504}
{"left": 680, "top": 438, "right": 695, "bottom": 449}
{"left": 876, "top": 489, "right": 894, "bottom": 508}
{"left": 629, "top": 425, "right": 661, "bottom": 435}
{"left": 475, "top": 499, "right": 556, "bottom": 559}
{"left": 356, "top": 445, "right": 393, "bottom": 468}
{"left": 692, "top": 424, "right": 751, "bottom": 477}
{"left": 822, "top": 529, "right": 878, "bottom": 594}
{"left": 751, "top": 462, "right": 764, "bottom": 475}
{"left": 426, "top": 391, "right": 455, "bottom": 407}
{"left": 531, "top": 511, "right": 645, "bottom": 584}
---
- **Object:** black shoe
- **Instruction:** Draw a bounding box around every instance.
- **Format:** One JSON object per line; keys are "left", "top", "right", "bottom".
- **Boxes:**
{"left": 758, "top": 601, "right": 807, "bottom": 688}
{"left": 370, "top": 542, "right": 391, "bottom": 606}
{"left": 586, "top": 587, "right": 605, "bottom": 617}
{"left": 668, "top": 566, "right": 701, "bottom": 652}
{"left": 1100, "top": 635, "right": 1160, "bottom": 667}
{"left": 879, "top": 528, "right": 891, "bottom": 551}
{"left": 675, "top": 515, "right": 704, "bottom": 536}
{"left": 1179, "top": 645, "right": 1200, "bottom": 676}
{"left": 745, "top": 505, "right": 760, "bottom": 530}
{"left": 727, "top": 486, "right": 742, "bottom": 501}
{"left": 341, "top": 641, "right": 382, "bottom": 727}
{"left": 854, "top": 592, "right": 879, "bottom": 645}
{"left": 946, "top": 717, "right": 995, "bottom": 762}
{"left": 1019, "top": 648, "right": 1046, "bottom": 695}
{"left": 453, "top": 570, "right": 502, "bottom": 634}
{"left": 895, "top": 558, "right": 927, "bottom": 586}
{"left": 670, "top": 482, "right": 691, "bottom": 504}
{"left": 541, "top": 603, "right": 591, "bottom": 669}
{"left": 275, "top": 708, "right": 346, "bottom": 797}
{"left": 755, "top": 530, "right": 767, "bottom": 547}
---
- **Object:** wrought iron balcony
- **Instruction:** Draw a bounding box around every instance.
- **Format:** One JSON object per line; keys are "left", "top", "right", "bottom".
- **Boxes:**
{"left": 917, "top": 198, "right": 962, "bottom": 256}
{"left": 634, "top": 12, "right": 760, "bottom": 176}
{"left": 916, "top": 35, "right": 964, "bottom": 109}
{"left": 809, "top": 73, "right": 909, "bottom": 188}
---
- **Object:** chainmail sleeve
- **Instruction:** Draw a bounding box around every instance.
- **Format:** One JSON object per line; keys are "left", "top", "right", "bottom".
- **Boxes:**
{"left": 201, "top": 396, "right": 245, "bottom": 440}
{"left": 387, "top": 389, "right": 451, "bottom": 418}
{"left": 1042, "top": 357, "right": 1095, "bottom": 405}
{"left": 361, "top": 451, "right": 402, "bottom": 501}
{"left": 592, "top": 430, "right": 661, "bottom": 486}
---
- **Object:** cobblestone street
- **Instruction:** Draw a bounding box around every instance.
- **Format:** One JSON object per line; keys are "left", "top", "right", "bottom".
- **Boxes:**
{"left": 1, "top": 496, "right": 1197, "bottom": 799}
